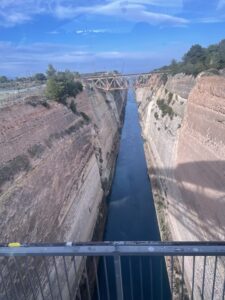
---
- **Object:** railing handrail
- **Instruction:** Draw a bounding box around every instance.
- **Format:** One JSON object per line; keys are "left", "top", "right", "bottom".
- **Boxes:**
{"left": 1, "top": 241, "right": 225, "bottom": 256}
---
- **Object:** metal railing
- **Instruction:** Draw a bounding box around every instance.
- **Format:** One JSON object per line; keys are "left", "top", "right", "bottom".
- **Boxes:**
{"left": 0, "top": 241, "right": 225, "bottom": 300}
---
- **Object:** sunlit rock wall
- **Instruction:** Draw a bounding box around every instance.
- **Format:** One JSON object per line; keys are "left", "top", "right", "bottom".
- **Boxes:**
{"left": 136, "top": 72, "right": 225, "bottom": 299}
{"left": 0, "top": 87, "right": 127, "bottom": 299}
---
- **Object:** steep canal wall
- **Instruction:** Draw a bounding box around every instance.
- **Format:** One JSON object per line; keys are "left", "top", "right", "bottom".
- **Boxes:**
{"left": 135, "top": 71, "right": 225, "bottom": 299}
{"left": 0, "top": 88, "right": 127, "bottom": 244}
{"left": 0, "top": 86, "right": 127, "bottom": 299}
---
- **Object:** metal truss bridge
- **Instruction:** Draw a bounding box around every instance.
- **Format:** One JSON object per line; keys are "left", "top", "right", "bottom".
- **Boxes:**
{"left": 82, "top": 71, "right": 166, "bottom": 91}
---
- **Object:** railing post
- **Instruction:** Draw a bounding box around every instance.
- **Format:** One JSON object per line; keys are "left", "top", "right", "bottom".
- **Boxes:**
{"left": 114, "top": 255, "right": 124, "bottom": 300}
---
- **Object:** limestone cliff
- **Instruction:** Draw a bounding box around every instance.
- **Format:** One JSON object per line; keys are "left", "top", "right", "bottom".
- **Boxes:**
{"left": 0, "top": 87, "right": 127, "bottom": 299}
{"left": 136, "top": 72, "right": 225, "bottom": 299}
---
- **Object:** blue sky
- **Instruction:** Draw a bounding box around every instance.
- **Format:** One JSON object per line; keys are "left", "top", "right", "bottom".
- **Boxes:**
{"left": 0, "top": 0, "right": 225, "bottom": 76}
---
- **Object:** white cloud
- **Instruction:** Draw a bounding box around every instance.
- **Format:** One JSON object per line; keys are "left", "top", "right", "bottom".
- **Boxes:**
{"left": 196, "top": 16, "right": 225, "bottom": 23}
{"left": 54, "top": 1, "right": 188, "bottom": 25}
{"left": 2, "top": 0, "right": 225, "bottom": 27}
{"left": 0, "top": 40, "right": 169, "bottom": 76}
{"left": 0, "top": 0, "right": 187, "bottom": 27}
{"left": 108, "top": 0, "right": 183, "bottom": 8}
{"left": 0, "top": 11, "right": 31, "bottom": 27}
{"left": 0, "top": 41, "right": 158, "bottom": 63}
{"left": 75, "top": 29, "right": 110, "bottom": 34}
{"left": 0, "top": 0, "right": 43, "bottom": 26}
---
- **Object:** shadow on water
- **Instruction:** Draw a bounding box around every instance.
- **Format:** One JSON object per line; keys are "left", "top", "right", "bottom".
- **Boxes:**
{"left": 93, "top": 90, "right": 171, "bottom": 299}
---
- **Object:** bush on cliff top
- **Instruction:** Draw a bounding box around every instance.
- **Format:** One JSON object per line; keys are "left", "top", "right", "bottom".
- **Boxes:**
{"left": 157, "top": 39, "right": 225, "bottom": 76}
{"left": 45, "top": 65, "right": 83, "bottom": 102}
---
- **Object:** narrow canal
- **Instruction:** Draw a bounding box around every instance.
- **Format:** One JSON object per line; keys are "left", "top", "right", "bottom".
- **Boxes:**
{"left": 96, "top": 89, "right": 171, "bottom": 299}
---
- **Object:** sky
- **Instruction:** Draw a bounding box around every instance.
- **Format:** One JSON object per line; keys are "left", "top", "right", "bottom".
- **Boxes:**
{"left": 0, "top": 0, "right": 225, "bottom": 77}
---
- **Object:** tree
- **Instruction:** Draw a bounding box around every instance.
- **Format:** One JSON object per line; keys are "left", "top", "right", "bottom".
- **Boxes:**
{"left": 0, "top": 76, "right": 8, "bottom": 83}
{"left": 170, "top": 59, "right": 179, "bottom": 74}
{"left": 46, "top": 64, "right": 56, "bottom": 78}
{"left": 182, "top": 44, "right": 206, "bottom": 65}
{"left": 45, "top": 67, "right": 83, "bottom": 102}
{"left": 157, "top": 39, "right": 225, "bottom": 76}
{"left": 34, "top": 73, "right": 46, "bottom": 81}
{"left": 45, "top": 77, "right": 64, "bottom": 100}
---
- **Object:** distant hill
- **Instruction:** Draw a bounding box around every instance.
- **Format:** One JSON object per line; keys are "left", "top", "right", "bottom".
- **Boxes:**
{"left": 157, "top": 39, "right": 225, "bottom": 76}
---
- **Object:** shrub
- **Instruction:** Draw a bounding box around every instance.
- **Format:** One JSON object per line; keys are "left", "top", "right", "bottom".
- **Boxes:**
{"left": 80, "top": 112, "right": 90, "bottom": 122}
{"left": 154, "top": 112, "right": 159, "bottom": 120}
{"left": 70, "top": 100, "right": 77, "bottom": 114}
{"left": 45, "top": 77, "right": 64, "bottom": 101}
{"left": 26, "top": 95, "right": 39, "bottom": 101}
{"left": 168, "top": 92, "right": 173, "bottom": 104}
{"left": 46, "top": 64, "right": 56, "bottom": 78}
{"left": 26, "top": 98, "right": 50, "bottom": 109}
{"left": 161, "top": 74, "right": 168, "bottom": 85}
{"left": 69, "top": 81, "right": 83, "bottom": 97}
{"left": 46, "top": 120, "right": 85, "bottom": 146}
{"left": 28, "top": 144, "right": 45, "bottom": 158}
{"left": 0, "top": 155, "right": 31, "bottom": 187}
{"left": 45, "top": 67, "right": 83, "bottom": 102}
{"left": 41, "top": 100, "right": 50, "bottom": 109}
{"left": 157, "top": 99, "right": 174, "bottom": 120}
{"left": 0, "top": 75, "right": 9, "bottom": 83}
{"left": 34, "top": 73, "right": 46, "bottom": 81}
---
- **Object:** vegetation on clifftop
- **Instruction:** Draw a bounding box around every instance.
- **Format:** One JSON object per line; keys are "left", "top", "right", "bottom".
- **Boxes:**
{"left": 158, "top": 39, "right": 225, "bottom": 76}
{"left": 45, "top": 64, "right": 83, "bottom": 102}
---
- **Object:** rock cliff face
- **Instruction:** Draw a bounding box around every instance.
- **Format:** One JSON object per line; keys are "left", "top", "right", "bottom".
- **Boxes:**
{"left": 0, "top": 87, "right": 127, "bottom": 299}
{"left": 136, "top": 73, "right": 225, "bottom": 299}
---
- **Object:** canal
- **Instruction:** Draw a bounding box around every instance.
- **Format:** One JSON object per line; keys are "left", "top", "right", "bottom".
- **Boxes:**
{"left": 95, "top": 89, "right": 171, "bottom": 299}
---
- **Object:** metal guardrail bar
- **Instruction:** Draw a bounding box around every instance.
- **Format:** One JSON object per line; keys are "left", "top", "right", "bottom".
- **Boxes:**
{"left": 0, "top": 242, "right": 225, "bottom": 300}
{"left": 1, "top": 241, "right": 225, "bottom": 256}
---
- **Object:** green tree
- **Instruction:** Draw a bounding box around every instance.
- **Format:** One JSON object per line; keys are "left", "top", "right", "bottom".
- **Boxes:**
{"left": 45, "top": 67, "right": 83, "bottom": 102}
{"left": 45, "top": 77, "right": 64, "bottom": 100}
{"left": 183, "top": 44, "right": 206, "bottom": 65}
{"left": 46, "top": 64, "right": 56, "bottom": 78}
{"left": 34, "top": 73, "right": 46, "bottom": 81}
{"left": 157, "top": 39, "right": 225, "bottom": 76}
{"left": 170, "top": 59, "right": 179, "bottom": 74}
{"left": 0, "top": 76, "right": 8, "bottom": 83}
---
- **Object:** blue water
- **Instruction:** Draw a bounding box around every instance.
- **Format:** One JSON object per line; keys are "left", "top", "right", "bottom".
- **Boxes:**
{"left": 95, "top": 90, "right": 171, "bottom": 299}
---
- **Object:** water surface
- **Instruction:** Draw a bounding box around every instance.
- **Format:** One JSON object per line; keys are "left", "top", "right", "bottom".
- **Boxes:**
{"left": 96, "top": 89, "right": 171, "bottom": 300}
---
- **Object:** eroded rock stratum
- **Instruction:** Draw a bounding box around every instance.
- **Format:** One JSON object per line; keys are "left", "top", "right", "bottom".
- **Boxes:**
{"left": 0, "top": 87, "right": 127, "bottom": 244}
{"left": 136, "top": 72, "right": 225, "bottom": 299}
